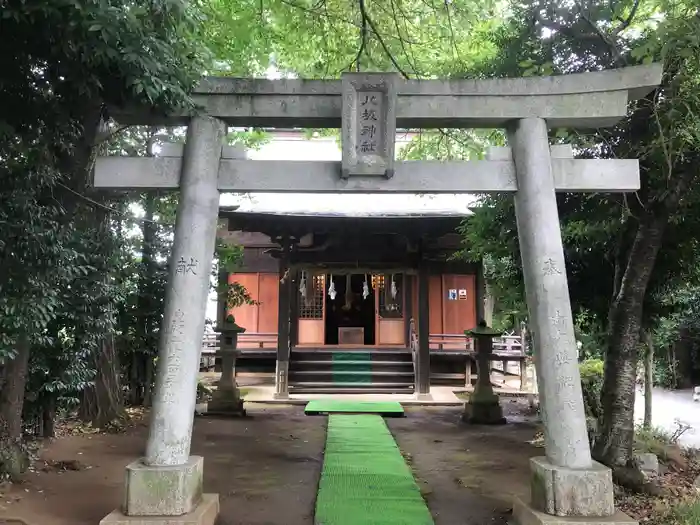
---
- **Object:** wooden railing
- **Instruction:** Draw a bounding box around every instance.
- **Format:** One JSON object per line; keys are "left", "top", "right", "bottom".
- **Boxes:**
{"left": 201, "top": 331, "right": 524, "bottom": 355}
{"left": 427, "top": 331, "right": 530, "bottom": 392}
{"left": 200, "top": 332, "right": 278, "bottom": 354}
{"left": 429, "top": 333, "right": 524, "bottom": 355}
{"left": 200, "top": 332, "right": 278, "bottom": 371}
{"left": 238, "top": 333, "right": 278, "bottom": 349}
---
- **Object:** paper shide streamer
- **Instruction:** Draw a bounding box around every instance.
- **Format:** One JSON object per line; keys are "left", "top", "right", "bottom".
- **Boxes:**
{"left": 328, "top": 274, "right": 336, "bottom": 300}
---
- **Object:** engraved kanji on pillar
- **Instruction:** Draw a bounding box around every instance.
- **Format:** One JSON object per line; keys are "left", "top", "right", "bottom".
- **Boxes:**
{"left": 341, "top": 72, "right": 398, "bottom": 179}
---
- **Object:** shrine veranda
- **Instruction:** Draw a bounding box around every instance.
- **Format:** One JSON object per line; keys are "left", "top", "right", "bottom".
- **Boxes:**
{"left": 95, "top": 65, "right": 663, "bottom": 525}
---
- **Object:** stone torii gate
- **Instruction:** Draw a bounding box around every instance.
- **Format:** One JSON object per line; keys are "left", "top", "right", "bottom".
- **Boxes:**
{"left": 96, "top": 65, "right": 662, "bottom": 525}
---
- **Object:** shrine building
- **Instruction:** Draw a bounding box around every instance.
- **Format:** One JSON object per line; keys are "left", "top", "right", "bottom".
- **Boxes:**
{"left": 216, "top": 206, "right": 485, "bottom": 397}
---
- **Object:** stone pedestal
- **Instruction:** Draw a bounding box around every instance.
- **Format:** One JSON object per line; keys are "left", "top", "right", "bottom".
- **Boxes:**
{"left": 273, "top": 360, "right": 289, "bottom": 400}
{"left": 207, "top": 350, "right": 245, "bottom": 416}
{"left": 101, "top": 495, "right": 219, "bottom": 525}
{"left": 123, "top": 457, "right": 204, "bottom": 516}
{"left": 462, "top": 322, "right": 505, "bottom": 425}
{"left": 530, "top": 457, "right": 614, "bottom": 517}
{"left": 206, "top": 328, "right": 246, "bottom": 417}
{"left": 513, "top": 497, "right": 637, "bottom": 525}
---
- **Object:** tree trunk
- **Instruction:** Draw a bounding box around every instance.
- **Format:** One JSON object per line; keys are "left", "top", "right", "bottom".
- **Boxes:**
{"left": 42, "top": 395, "right": 57, "bottom": 439}
{"left": 643, "top": 330, "right": 653, "bottom": 430}
{"left": 129, "top": 352, "right": 141, "bottom": 406}
{"left": 80, "top": 336, "right": 123, "bottom": 427}
{"left": 136, "top": 193, "right": 157, "bottom": 407}
{"left": 143, "top": 356, "right": 154, "bottom": 407}
{"left": 0, "top": 336, "right": 31, "bottom": 440}
{"left": 593, "top": 216, "right": 666, "bottom": 477}
{"left": 0, "top": 336, "right": 31, "bottom": 480}
{"left": 671, "top": 328, "right": 692, "bottom": 388}
{"left": 80, "top": 204, "right": 124, "bottom": 426}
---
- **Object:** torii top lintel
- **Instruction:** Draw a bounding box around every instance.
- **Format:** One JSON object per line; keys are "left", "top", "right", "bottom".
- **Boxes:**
{"left": 110, "top": 64, "right": 662, "bottom": 129}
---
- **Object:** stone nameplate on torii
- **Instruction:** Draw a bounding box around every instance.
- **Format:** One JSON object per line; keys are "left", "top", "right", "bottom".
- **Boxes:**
{"left": 341, "top": 72, "right": 398, "bottom": 179}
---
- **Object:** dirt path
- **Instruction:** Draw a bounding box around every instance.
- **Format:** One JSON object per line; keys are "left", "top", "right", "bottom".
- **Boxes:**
{"left": 1, "top": 402, "right": 540, "bottom": 525}
{"left": 1, "top": 406, "right": 326, "bottom": 525}
{"left": 387, "top": 403, "right": 540, "bottom": 525}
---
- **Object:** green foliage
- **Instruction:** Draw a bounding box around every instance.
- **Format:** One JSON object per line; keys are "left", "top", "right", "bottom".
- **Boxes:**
{"left": 649, "top": 498, "right": 700, "bottom": 525}
{"left": 214, "top": 240, "right": 256, "bottom": 313}
{"left": 574, "top": 310, "right": 607, "bottom": 361}
{"left": 580, "top": 359, "right": 605, "bottom": 422}
{"left": 634, "top": 424, "right": 676, "bottom": 456}
{"left": 0, "top": 0, "right": 213, "bottom": 440}
{"left": 203, "top": 0, "right": 504, "bottom": 78}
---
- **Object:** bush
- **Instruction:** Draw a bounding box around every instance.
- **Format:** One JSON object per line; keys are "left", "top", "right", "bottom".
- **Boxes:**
{"left": 635, "top": 424, "right": 674, "bottom": 457}
{"left": 580, "top": 359, "right": 604, "bottom": 421}
{"left": 649, "top": 498, "right": 700, "bottom": 525}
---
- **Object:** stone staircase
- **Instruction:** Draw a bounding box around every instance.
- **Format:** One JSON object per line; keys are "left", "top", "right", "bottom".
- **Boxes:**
{"left": 288, "top": 348, "right": 415, "bottom": 394}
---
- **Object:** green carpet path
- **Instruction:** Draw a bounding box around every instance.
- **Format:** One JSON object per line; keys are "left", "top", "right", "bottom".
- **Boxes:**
{"left": 315, "top": 414, "right": 434, "bottom": 525}
{"left": 305, "top": 399, "right": 404, "bottom": 416}
{"left": 331, "top": 352, "right": 372, "bottom": 384}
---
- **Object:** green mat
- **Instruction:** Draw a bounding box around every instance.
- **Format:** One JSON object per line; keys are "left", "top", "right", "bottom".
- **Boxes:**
{"left": 305, "top": 399, "right": 404, "bottom": 416}
{"left": 315, "top": 415, "right": 434, "bottom": 525}
{"left": 332, "top": 352, "right": 372, "bottom": 384}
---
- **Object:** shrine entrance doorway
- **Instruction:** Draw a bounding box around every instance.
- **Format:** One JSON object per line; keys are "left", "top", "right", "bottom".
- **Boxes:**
{"left": 324, "top": 274, "right": 376, "bottom": 346}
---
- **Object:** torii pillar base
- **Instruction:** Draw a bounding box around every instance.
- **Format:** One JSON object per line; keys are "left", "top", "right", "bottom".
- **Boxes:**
{"left": 100, "top": 495, "right": 219, "bottom": 525}
{"left": 512, "top": 497, "right": 637, "bottom": 525}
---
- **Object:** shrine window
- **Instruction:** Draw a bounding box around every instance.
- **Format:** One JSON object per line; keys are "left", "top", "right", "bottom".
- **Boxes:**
{"left": 376, "top": 273, "right": 403, "bottom": 319}
{"left": 299, "top": 273, "right": 324, "bottom": 319}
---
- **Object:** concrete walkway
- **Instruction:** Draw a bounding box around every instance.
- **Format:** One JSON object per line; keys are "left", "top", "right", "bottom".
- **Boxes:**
{"left": 242, "top": 384, "right": 465, "bottom": 406}
{"left": 634, "top": 386, "right": 700, "bottom": 448}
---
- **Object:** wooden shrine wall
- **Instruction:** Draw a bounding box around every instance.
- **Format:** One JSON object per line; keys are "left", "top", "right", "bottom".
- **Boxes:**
{"left": 228, "top": 272, "right": 279, "bottom": 334}
{"left": 427, "top": 274, "right": 477, "bottom": 336}
{"left": 403, "top": 273, "right": 478, "bottom": 344}
{"left": 228, "top": 271, "right": 476, "bottom": 349}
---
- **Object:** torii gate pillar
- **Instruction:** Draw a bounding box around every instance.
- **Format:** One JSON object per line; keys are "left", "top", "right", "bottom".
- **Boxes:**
{"left": 509, "top": 118, "right": 620, "bottom": 522}
{"left": 101, "top": 116, "right": 225, "bottom": 525}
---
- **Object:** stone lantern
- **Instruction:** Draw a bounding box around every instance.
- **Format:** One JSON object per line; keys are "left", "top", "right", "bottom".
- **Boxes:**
{"left": 207, "top": 314, "right": 246, "bottom": 417}
{"left": 462, "top": 320, "right": 506, "bottom": 425}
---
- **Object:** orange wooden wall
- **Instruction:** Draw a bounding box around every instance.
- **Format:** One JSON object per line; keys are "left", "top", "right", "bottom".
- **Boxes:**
{"left": 411, "top": 273, "right": 477, "bottom": 336}
{"left": 228, "top": 273, "right": 279, "bottom": 333}
{"left": 428, "top": 274, "right": 477, "bottom": 335}
{"left": 229, "top": 271, "right": 476, "bottom": 337}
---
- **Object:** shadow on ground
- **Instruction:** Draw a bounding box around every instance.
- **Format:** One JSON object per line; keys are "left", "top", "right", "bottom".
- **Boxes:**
{"left": 1, "top": 402, "right": 540, "bottom": 525}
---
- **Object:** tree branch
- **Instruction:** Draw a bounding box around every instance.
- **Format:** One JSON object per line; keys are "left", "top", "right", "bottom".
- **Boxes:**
{"left": 575, "top": 2, "right": 627, "bottom": 66}
{"left": 359, "top": 0, "right": 409, "bottom": 78}
{"left": 612, "top": 0, "right": 641, "bottom": 35}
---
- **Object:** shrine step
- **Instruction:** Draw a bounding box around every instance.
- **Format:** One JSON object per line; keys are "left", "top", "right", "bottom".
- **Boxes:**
{"left": 292, "top": 370, "right": 414, "bottom": 377}
{"left": 292, "top": 348, "right": 412, "bottom": 363}
{"left": 295, "top": 360, "right": 413, "bottom": 367}
{"left": 289, "top": 349, "right": 415, "bottom": 392}
{"left": 289, "top": 383, "right": 415, "bottom": 395}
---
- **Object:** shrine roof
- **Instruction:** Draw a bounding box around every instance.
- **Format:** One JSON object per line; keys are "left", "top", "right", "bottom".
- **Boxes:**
{"left": 218, "top": 207, "right": 467, "bottom": 245}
